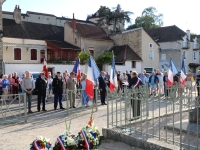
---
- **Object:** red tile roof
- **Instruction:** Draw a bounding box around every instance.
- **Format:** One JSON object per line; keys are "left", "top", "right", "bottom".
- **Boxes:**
{"left": 67, "top": 22, "right": 112, "bottom": 41}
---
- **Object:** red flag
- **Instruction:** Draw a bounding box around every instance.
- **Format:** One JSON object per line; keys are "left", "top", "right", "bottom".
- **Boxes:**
{"left": 43, "top": 56, "right": 48, "bottom": 78}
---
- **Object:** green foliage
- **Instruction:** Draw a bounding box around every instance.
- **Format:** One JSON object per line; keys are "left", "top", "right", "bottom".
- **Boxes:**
{"left": 77, "top": 51, "right": 90, "bottom": 65}
{"left": 97, "top": 4, "right": 133, "bottom": 32}
{"left": 95, "top": 51, "right": 113, "bottom": 65}
{"left": 127, "top": 6, "right": 163, "bottom": 30}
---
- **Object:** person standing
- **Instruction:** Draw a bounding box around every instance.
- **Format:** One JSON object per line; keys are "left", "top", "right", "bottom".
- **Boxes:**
{"left": 128, "top": 71, "right": 141, "bottom": 120}
{"left": 52, "top": 71, "right": 65, "bottom": 110}
{"left": 11, "top": 72, "right": 21, "bottom": 100}
{"left": 149, "top": 72, "right": 159, "bottom": 96}
{"left": 186, "top": 70, "right": 193, "bottom": 94}
{"left": 196, "top": 70, "right": 200, "bottom": 96}
{"left": 47, "top": 74, "right": 53, "bottom": 97}
{"left": 157, "top": 70, "right": 164, "bottom": 95}
{"left": 2, "top": 75, "right": 10, "bottom": 100}
{"left": 21, "top": 71, "right": 35, "bottom": 113}
{"left": 98, "top": 71, "right": 107, "bottom": 105}
{"left": 67, "top": 72, "right": 77, "bottom": 108}
{"left": 163, "top": 71, "right": 169, "bottom": 97}
{"left": 62, "top": 72, "right": 69, "bottom": 100}
{"left": 81, "top": 74, "right": 90, "bottom": 107}
{"left": 36, "top": 71, "right": 47, "bottom": 111}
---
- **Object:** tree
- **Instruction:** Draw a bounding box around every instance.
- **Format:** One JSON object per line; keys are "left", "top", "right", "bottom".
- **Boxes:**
{"left": 127, "top": 7, "right": 163, "bottom": 30}
{"left": 77, "top": 51, "right": 90, "bottom": 65}
{"left": 97, "top": 4, "right": 133, "bottom": 32}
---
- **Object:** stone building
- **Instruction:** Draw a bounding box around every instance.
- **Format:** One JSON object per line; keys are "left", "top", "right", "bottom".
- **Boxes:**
{"left": 109, "top": 28, "right": 160, "bottom": 73}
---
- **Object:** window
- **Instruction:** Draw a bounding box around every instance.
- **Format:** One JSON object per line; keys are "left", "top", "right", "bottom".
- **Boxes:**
{"left": 23, "top": 16, "right": 25, "bottom": 19}
{"left": 193, "top": 52, "right": 197, "bottom": 61}
{"left": 14, "top": 48, "right": 21, "bottom": 60}
{"left": 149, "top": 50, "right": 154, "bottom": 60}
{"left": 183, "top": 50, "right": 187, "bottom": 59}
{"left": 132, "top": 61, "right": 136, "bottom": 68}
{"left": 31, "top": 49, "right": 37, "bottom": 60}
{"left": 161, "top": 54, "right": 166, "bottom": 61}
{"left": 149, "top": 43, "right": 153, "bottom": 48}
{"left": 47, "top": 18, "right": 49, "bottom": 20}
{"left": 144, "top": 68, "right": 153, "bottom": 74}
{"left": 38, "top": 17, "right": 40, "bottom": 19}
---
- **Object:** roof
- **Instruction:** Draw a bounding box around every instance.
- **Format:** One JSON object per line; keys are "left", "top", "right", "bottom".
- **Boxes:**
{"left": 27, "top": 11, "right": 56, "bottom": 17}
{"left": 3, "top": 18, "right": 64, "bottom": 41}
{"left": 57, "top": 17, "right": 95, "bottom": 25}
{"left": 67, "top": 22, "right": 112, "bottom": 41}
{"left": 47, "top": 40, "right": 80, "bottom": 49}
{"left": 109, "top": 45, "right": 142, "bottom": 63}
{"left": 146, "top": 25, "right": 186, "bottom": 42}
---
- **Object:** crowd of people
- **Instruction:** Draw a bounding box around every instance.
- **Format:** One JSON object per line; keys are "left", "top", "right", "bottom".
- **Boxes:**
{"left": 0, "top": 68, "right": 199, "bottom": 115}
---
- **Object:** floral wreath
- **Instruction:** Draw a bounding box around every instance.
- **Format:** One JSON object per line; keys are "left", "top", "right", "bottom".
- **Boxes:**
{"left": 30, "top": 135, "right": 52, "bottom": 150}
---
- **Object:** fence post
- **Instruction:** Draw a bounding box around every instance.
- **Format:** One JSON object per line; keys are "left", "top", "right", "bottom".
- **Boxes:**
{"left": 107, "top": 88, "right": 109, "bottom": 128}
{"left": 23, "top": 93, "right": 27, "bottom": 123}
{"left": 95, "top": 88, "right": 98, "bottom": 112}
{"left": 66, "top": 89, "right": 69, "bottom": 116}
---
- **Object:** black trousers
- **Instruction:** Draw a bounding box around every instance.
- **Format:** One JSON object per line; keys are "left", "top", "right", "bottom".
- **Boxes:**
{"left": 197, "top": 86, "right": 200, "bottom": 96}
{"left": 100, "top": 89, "right": 106, "bottom": 104}
{"left": 37, "top": 93, "right": 46, "bottom": 110}
{"left": 12, "top": 86, "right": 19, "bottom": 99}
{"left": 131, "top": 94, "right": 141, "bottom": 117}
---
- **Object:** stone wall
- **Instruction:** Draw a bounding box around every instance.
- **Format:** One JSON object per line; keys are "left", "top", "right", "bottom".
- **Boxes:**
{"left": 109, "top": 29, "right": 142, "bottom": 58}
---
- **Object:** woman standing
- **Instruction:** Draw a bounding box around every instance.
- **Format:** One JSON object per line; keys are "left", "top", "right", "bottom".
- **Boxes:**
{"left": 117, "top": 74, "right": 122, "bottom": 93}
{"left": 8, "top": 74, "right": 12, "bottom": 96}
{"left": 2, "top": 75, "right": 10, "bottom": 100}
{"left": 81, "top": 74, "right": 90, "bottom": 107}
{"left": 196, "top": 70, "right": 200, "bottom": 96}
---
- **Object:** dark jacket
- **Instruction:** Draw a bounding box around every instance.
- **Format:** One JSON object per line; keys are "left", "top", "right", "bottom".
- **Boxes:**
{"left": 149, "top": 75, "right": 159, "bottom": 84}
{"left": 36, "top": 76, "right": 47, "bottom": 94}
{"left": 128, "top": 76, "right": 141, "bottom": 89}
{"left": 52, "top": 77, "right": 63, "bottom": 93}
{"left": 98, "top": 76, "right": 107, "bottom": 90}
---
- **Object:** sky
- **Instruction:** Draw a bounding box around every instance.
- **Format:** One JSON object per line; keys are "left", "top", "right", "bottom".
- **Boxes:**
{"left": 2, "top": 0, "right": 200, "bottom": 34}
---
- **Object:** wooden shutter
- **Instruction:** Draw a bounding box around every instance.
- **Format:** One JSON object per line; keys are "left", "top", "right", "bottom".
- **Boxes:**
{"left": 31, "top": 49, "right": 37, "bottom": 60}
{"left": 14, "top": 48, "right": 21, "bottom": 60}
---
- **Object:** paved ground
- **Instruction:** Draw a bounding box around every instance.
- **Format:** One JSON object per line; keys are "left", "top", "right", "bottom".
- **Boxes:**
{"left": 0, "top": 94, "right": 144, "bottom": 150}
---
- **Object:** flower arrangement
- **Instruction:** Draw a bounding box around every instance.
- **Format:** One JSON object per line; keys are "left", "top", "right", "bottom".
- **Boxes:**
{"left": 30, "top": 135, "right": 52, "bottom": 150}
{"left": 53, "top": 120, "right": 77, "bottom": 150}
{"left": 76, "top": 113, "right": 101, "bottom": 149}
{"left": 31, "top": 111, "right": 101, "bottom": 150}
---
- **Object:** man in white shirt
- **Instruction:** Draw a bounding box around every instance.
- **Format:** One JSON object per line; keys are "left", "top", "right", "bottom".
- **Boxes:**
{"left": 157, "top": 70, "right": 164, "bottom": 95}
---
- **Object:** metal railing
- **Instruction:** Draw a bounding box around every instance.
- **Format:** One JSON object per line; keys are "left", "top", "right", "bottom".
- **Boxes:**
{"left": 0, "top": 88, "right": 98, "bottom": 125}
{"left": 0, "top": 93, "right": 27, "bottom": 124}
{"left": 107, "top": 83, "right": 200, "bottom": 149}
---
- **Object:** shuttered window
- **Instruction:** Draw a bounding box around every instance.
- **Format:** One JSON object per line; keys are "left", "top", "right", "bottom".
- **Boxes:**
{"left": 14, "top": 48, "right": 21, "bottom": 60}
{"left": 31, "top": 49, "right": 37, "bottom": 60}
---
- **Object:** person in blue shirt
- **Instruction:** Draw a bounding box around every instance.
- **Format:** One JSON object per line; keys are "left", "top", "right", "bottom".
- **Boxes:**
{"left": 149, "top": 72, "right": 159, "bottom": 95}
{"left": 139, "top": 72, "right": 148, "bottom": 85}
{"left": 81, "top": 74, "right": 90, "bottom": 107}
{"left": 2, "top": 75, "right": 10, "bottom": 100}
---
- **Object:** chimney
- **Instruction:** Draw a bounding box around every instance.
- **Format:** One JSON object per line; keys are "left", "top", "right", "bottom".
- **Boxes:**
{"left": 186, "top": 30, "right": 190, "bottom": 41}
{"left": 13, "top": 5, "right": 21, "bottom": 24}
{"left": 72, "top": 13, "right": 76, "bottom": 30}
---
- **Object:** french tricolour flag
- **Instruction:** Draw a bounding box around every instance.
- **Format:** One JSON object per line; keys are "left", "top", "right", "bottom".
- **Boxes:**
{"left": 167, "top": 58, "right": 178, "bottom": 86}
{"left": 43, "top": 56, "right": 48, "bottom": 78}
{"left": 86, "top": 56, "right": 100, "bottom": 99}
{"left": 180, "top": 59, "right": 186, "bottom": 88}
{"left": 110, "top": 54, "right": 118, "bottom": 91}
{"left": 72, "top": 58, "right": 81, "bottom": 82}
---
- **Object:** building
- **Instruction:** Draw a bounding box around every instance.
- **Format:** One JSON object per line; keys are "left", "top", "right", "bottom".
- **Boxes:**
{"left": 3, "top": 5, "right": 95, "bottom": 27}
{"left": 103, "top": 45, "right": 142, "bottom": 73}
{"left": 64, "top": 14, "right": 114, "bottom": 57}
{"left": 109, "top": 28, "right": 160, "bottom": 73}
{"left": 2, "top": 6, "right": 84, "bottom": 75}
{"left": 147, "top": 25, "right": 200, "bottom": 73}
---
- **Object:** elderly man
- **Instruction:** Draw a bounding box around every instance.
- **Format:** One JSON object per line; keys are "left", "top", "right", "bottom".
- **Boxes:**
{"left": 67, "top": 72, "right": 77, "bottom": 108}
{"left": 62, "top": 72, "right": 69, "bottom": 100}
{"left": 21, "top": 71, "right": 35, "bottom": 113}
{"left": 98, "top": 71, "right": 107, "bottom": 105}
{"left": 53, "top": 71, "right": 65, "bottom": 110}
{"left": 36, "top": 71, "right": 48, "bottom": 111}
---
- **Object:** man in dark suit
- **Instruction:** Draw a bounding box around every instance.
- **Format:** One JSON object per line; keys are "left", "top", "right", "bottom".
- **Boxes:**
{"left": 98, "top": 71, "right": 107, "bottom": 105}
{"left": 128, "top": 71, "right": 141, "bottom": 120}
{"left": 36, "top": 71, "right": 48, "bottom": 111}
{"left": 52, "top": 71, "right": 65, "bottom": 110}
